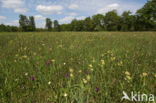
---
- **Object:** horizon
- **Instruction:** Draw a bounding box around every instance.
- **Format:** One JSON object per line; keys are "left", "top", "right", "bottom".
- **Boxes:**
{"left": 0, "top": 0, "right": 147, "bottom": 28}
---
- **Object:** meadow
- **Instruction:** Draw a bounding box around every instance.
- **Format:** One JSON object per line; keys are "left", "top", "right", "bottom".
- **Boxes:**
{"left": 0, "top": 32, "right": 156, "bottom": 103}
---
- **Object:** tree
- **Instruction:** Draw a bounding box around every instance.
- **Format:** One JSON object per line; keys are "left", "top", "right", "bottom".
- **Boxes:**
{"left": 19, "top": 15, "right": 30, "bottom": 31}
{"left": 45, "top": 18, "right": 52, "bottom": 31}
{"left": 83, "top": 17, "right": 95, "bottom": 31}
{"left": 104, "top": 10, "right": 121, "bottom": 31}
{"left": 53, "top": 20, "right": 60, "bottom": 32}
{"left": 136, "top": 0, "right": 156, "bottom": 31}
{"left": 92, "top": 14, "right": 105, "bottom": 31}
{"left": 121, "top": 11, "right": 135, "bottom": 31}
{"left": 29, "top": 16, "right": 36, "bottom": 31}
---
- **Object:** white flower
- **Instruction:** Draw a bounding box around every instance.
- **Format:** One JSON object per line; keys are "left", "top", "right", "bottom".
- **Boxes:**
{"left": 48, "top": 81, "right": 51, "bottom": 85}
{"left": 25, "top": 73, "right": 28, "bottom": 76}
{"left": 64, "top": 93, "right": 68, "bottom": 97}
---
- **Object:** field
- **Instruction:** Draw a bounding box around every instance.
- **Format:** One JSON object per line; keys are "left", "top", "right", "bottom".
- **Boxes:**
{"left": 0, "top": 32, "right": 156, "bottom": 103}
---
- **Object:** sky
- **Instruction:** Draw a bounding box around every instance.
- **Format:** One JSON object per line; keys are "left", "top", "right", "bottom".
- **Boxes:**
{"left": 0, "top": 0, "right": 147, "bottom": 28}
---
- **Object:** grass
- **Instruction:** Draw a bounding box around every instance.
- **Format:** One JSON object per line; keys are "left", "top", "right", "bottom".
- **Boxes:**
{"left": 0, "top": 32, "right": 156, "bottom": 103}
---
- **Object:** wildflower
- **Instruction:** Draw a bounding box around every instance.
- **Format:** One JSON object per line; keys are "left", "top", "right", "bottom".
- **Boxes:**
{"left": 88, "top": 64, "right": 93, "bottom": 68}
{"left": 86, "top": 75, "right": 91, "bottom": 81}
{"left": 101, "top": 60, "right": 105, "bottom": 65}
{"left": 64, "top": 93, "right": 68, "bottom": 97}
{"left": 14, "top": 60, "right": 17, "bottom": 62}
{"left": 63, "top": 62, "right": 66, "bottom": 65}
{"left": 111, "top": 57, "right": 116, "bottom": 61}
{"left": 48, "top": 81, "right": 51, "bottom": 85}
{"left": 25, "top": 72, "right": 28, "bottom": 76}
{"left": 154, "top": 74, "right": 156, "bottom": 78}
{"left": 142, "top": 72, "right": 148, "bottom": 77}
{"left": 22, "top": 55, "right": 27, "bottom": 59}
{"left": 83, "top": 79, "right": 87, "bottom": 84}
{"left": 51, "top": 59, "right": 55, "bottom": 62}
{"left": 42, "top": 44, "right": 45, "bottom": 46}
{"left": 125, "top": 71, "right": 131, "bottom": 76}
{"left": 70, "top": 73, "right": 74, "bottom": 78}
{"left": 31, "top": 76, "right": 35, "bottom": 81}
{"left": 69, "top": 68, "right": 74, "bottom": 73}
{"left": 95, "top": 87, "right": 100, "bottom": 93}
{"left": 118, "top": 61, "right": 123, "bottom": 66}
{"left": 126, "top": 75, "right": 132, "bottom": 80}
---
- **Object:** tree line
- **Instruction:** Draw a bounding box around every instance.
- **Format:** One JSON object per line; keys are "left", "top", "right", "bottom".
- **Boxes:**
{"left": 0, "top": 0, "right": 155, "bottom": 32}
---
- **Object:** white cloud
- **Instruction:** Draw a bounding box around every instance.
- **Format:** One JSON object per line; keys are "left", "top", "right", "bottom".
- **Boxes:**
{"left": 34, "top": 15, "right": 46, "bottom": 20}
{"left": 1, "top": 0, "right": 23, "bottom": 9}
{"left": 1, "top": 0, "right": 28, "bottom": 13}
{"left": 14, "top": 8, "right": 28, "bottom": 14}
{"left": 97, "top": 3, "right": 120, "bottom": 14}
{"left": 59, "top": 16, "right": 86, "bottom": 24}
{"left": 36, "top": 5, "right": 63, "bottom": 14}
{"left": 0, "top": 16, "right": 6, "bottom": 20}
{"left": 59, "top": 16, "right": 74, "bottom": 24}
{"left": 68, "top": 12, "right": 78, "bottom": 16}
{"left": 68, "top": 4, "right": 79, "bottom": 10}
{"left": 76, "top": 16, "right": 86, "bottom": 20}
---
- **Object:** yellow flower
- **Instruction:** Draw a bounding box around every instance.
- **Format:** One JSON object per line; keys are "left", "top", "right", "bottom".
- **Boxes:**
{"left": 111, "top": 57, "right": 116, "bottom": 61}
{"left": 126, "top": 75, "right": 132, "bottom": 80}
{"left": 90, "top": 68, "right": 94, "bottom": 71}
{"left": 86, "top": 75, "right": 91, "bottom": 81}
{"left": 125, "top": 71, "right": 131, "bottom": 76}
{"left": 51, "top": 59, "right": 55, "bottom": 62}
{"left": 70, "top": 73, "right": 74, "bottom": 78}
{"left": 142, "top": 72, "right": 148, "bottom": 77}
{"left": 101, "top": 60, "right": 105, "bottom": 65}
{"left": 83, "top": 79, "right": 87, "bottom": 84}
{"left": 118, "top": 61, "right": 123, "bottom": 66}
{"left": 22, "top": 55, "right": 27, "bottom": 59}
{"left": 89, "top": 64, "right": 93, "bottom": 68}
{"left": 69, "top": 68, "right": 74, "bottom": 73}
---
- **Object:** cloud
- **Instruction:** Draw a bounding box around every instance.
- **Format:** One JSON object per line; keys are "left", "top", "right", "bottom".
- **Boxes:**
{"left": 1, "top": 0, "right": 28, "bottom": 13}
{"left": 0, "top": 16, "right": 6, "bottom": 20}
{"left": 59, "top": 16, "right": 86, "bottom": 24}
{"left": 34, "top": 15, "right": 46, "bottom": 20}
{"left": 68, "top": 4, "right": 79, "bottom": 10}
{"left": 68, "top": 12, "right": 78, "bottom": 16}
{"left": 97, "top": 3, "right": 120, "bottom": 14}
{"left": 36, "top": 5, "right": 63, "bottom": 14}
{"left": 76, "top": 16, "right": 86, "bottom": 20}
{"left": 59, "top": 16, "right": 74, "bottom": 24}
{"left": 14, "top": 8, "right": 28, "bottom": 14}
{"left": 1, "top": 0, "right": 23, "bottom": 9}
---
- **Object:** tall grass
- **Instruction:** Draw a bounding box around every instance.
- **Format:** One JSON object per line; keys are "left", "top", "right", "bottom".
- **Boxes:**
{"left": 0, "top": 32, "right": 156, "bottom": 103}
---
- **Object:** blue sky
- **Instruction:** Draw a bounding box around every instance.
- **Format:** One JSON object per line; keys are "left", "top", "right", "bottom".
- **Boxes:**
{"left": 0, "top": 0, "right": 147, "bottom": 28}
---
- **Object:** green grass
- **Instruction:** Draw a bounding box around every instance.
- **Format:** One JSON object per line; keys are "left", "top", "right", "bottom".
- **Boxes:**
{"left": 0, "top": 32, "right": 156, "bottom": 103}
